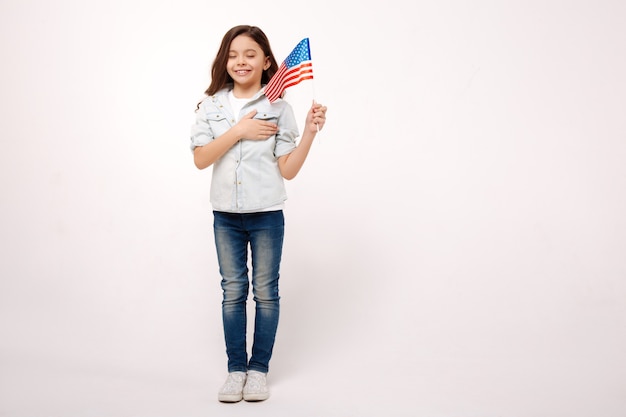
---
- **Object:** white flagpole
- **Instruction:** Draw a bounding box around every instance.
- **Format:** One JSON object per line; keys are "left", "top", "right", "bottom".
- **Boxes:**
{"left": 309, "top": 38, "right": 320, "bottom": 134}
{"left": 313, "top": 83, "right": 320, "bottom": 134}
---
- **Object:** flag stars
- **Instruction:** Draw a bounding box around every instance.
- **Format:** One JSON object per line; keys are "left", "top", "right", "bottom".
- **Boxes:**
{"left": 265, "top": 38, "right": 313, "bottom": 103}
{"left": 285, "top": 39, "right": 311, "bottom": 69}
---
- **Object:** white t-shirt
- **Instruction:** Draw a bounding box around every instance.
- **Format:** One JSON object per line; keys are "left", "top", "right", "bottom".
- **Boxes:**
{"left": 228, "top": 90, "right": 250, "bottom": 121}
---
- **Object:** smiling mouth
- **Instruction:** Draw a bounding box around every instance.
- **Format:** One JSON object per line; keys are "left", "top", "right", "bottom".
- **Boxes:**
{"left": 235, "top": 70, "right": 250, "bottom": 76}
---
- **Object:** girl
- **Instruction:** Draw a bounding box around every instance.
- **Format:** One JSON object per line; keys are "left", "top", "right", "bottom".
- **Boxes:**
{"left": 190, "top": 25, "right": 327, "bottom": 402}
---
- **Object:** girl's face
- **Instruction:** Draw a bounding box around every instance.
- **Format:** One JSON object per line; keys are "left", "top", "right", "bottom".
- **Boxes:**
{"left": 227, "top": 34, "right": 270, "bottom": 96}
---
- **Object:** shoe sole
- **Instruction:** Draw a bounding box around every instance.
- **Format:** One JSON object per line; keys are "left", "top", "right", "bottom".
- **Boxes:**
{"left": 243, "top": 393, "right": 269, "bottom": 402}
{"left": 218, "top": 393, "right": 243, "bottom": 402}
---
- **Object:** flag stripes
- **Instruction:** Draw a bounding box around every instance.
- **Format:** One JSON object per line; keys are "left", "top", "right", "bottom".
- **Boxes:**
{"left": 264, "top": 38, "right": 314, "bottom": 102}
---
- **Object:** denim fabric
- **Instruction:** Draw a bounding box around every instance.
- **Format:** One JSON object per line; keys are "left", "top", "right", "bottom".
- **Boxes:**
{"left": 191, "top": 86, "right": 299, "bottom": 212}
{"left": 213, "top": 210, "right": 284, "bottom": 373}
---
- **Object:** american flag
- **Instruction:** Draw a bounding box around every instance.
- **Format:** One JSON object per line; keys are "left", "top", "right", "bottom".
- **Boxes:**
{"left": 264, "top": 38, "right": 313, "bottom": 103}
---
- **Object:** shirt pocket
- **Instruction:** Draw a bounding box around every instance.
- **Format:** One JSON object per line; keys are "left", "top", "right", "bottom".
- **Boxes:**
{"left": 253, "top": 112, "right": 278, "bottom": 124}
{"left": 206, "top": 111, "right": 232, "bottom": 135}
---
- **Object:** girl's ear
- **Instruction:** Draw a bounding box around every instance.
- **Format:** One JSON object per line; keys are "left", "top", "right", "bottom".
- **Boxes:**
{"left": 264, "top": 57, "right": 271, "bottom": 70}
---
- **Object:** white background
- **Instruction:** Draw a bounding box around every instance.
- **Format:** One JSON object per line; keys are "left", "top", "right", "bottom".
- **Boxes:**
{"left": 1, "top": 1, "right": 625, "bottom": 416}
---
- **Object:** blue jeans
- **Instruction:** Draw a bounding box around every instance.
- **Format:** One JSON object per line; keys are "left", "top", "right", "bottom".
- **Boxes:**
{"left": 213, "top": 210, "right": 284, "bottom": 373}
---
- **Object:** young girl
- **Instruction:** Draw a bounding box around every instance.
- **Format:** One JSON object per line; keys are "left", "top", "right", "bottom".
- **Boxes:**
{"left": 190, "top": 25, "right": 327, "bottom": 402}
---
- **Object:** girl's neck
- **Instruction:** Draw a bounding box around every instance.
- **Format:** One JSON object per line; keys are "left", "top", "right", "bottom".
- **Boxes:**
{"left": 232, "top": 84, "right": 261, "bottom": 99}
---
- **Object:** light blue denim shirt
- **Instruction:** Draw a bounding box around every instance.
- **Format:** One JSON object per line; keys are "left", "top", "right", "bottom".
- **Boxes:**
{"left": 190, "top": 87, "right": 299, "bottom": 213}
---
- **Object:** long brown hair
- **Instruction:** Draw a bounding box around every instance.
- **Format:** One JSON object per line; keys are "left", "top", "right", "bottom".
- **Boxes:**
{"left": 196, "top": 25, "right": 279, "bottom": 110}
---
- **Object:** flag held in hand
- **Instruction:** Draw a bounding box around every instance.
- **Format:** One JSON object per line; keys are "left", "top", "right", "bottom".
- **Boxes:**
{"left": 264, "top": 38, "right": 314, "bottom": 103}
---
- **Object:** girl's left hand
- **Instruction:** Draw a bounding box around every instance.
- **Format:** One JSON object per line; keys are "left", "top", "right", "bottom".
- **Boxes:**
{"left": 306, "top": 101, "right": 327, "bottom": 133}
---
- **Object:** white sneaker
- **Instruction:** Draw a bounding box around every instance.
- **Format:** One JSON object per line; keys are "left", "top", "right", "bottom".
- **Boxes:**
{"left": 218, "top": 371, "right": 247, "bottom": 402}
{"left": 243, "top": 370, "right": 270, "bottom": 401}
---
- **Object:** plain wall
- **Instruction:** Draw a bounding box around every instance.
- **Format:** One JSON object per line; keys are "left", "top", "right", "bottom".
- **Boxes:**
{"left": 1, "top": 1, "right": 625, "bottom": 416}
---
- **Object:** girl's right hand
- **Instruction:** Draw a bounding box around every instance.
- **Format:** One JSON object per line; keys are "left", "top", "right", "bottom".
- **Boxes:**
{"left": 235, "top": 110, "right": 278, "bottom": 140}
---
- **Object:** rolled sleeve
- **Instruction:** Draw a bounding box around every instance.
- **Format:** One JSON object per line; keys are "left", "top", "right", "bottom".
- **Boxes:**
{"left": 190, "top": 103, "right": 214, "bottom": 152}
{"left": 273, "top": 102, "right": 299, "bottom": 158}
